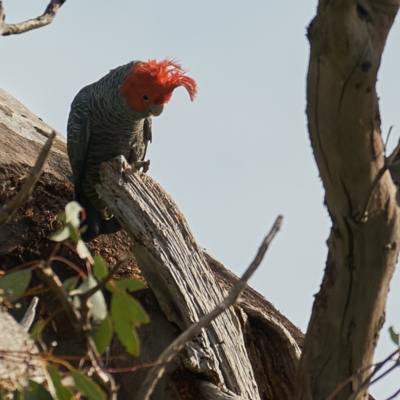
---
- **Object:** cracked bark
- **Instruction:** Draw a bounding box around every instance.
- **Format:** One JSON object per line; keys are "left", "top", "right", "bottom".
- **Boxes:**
{"left": 295, "top": 1, "right": 400, "bottom": 399}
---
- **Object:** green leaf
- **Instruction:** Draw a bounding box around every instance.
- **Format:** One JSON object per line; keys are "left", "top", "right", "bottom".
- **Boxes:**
{"left": 62, "top": 276, "right": 80, "bottom": 292}
{"left": 93, "top": 256, "right": 108, "bottom": 280}
{"left": 111, "top": 291, "right": 149, "bottom": 356}
{"left": 58, "top": 212, "right": 67, "bottom": 223}
{"left": 91, "top": 313, "right": 113, "bottom": 355}
{"left": 47, "top": 364, "right": 74, "bottom": 400}
{"left": 113, "top": 279, "right": 145, "bottom": 292}
{"left": 76, "top": 240, "right": 94, "bottom": 264}
{"left": 50, "top": 202, "right": 83, "bottom": 243}
{"left": 117, "top": 292, "right": 149, "bottom": 324}
{"left": 29, "top": 319, "right": 45, "bottom": 341}
{"left": 0, "top": 269, "right": 31, "bottom": 301}
{"left": 64, "top": 201, "right": 82, "bottom": 228}
{"left": 20, "top": 380, "right": 53, "bottom": 400}
{"left": 68, "top": 223, "right": 80, "bottom": 244}
{"left": 389, "top": 326, "right": 399, "bottom": 345}
{"left": 49, "top": 227, "right": 70, "bottom": 242}
{"left": 74, "top": 276, "right": 107, "bottom": 323}
{"left": 70, "top": 369, "right": 106, "bottom": 400}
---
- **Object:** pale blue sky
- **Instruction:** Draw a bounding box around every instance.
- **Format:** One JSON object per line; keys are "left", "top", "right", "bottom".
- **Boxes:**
{"left": 1, "top": 1, "right": 400, "bottom": 397}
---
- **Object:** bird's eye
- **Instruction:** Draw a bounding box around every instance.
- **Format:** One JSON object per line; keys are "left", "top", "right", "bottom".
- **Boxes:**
{"left": 142, "top": 95, "right": 149, "bottom": 102}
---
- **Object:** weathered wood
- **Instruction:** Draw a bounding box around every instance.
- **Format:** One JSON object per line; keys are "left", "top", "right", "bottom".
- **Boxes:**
{"left": 0, "top": 310, "right": 44, "bottom": 389}
{"left": 98, "top": 157, "right": 261, "bottom": 399}
{"left": 134, "top": 216, "right": 282, "bottom": 400}
{"left": 0, "top": 87, "right": 303, "bottom": 399}
{"left": 296, "top": 1, "right": 400, "bottom": 399}
{"left": 206, "top": 251, "right": 301, "bottom": 398}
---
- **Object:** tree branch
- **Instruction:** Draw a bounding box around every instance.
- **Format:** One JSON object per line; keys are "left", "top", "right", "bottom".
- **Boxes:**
{"left": 295, "top": 1, "right": 400, "bottom": 399}
{"left": 0, "top": 131, "right": 55, "bottom": 227}
{"left": 0, "top": 0, "right": 66, "bottom": 36}
{"left": 98, "top": 157, "right": 277, "bottom": 399}
{"left": 135, "top": 215, "right": 283, "bottom": 400}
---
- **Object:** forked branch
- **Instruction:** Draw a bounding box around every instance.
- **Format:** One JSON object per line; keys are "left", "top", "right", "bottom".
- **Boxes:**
{"left": 0, "top": 0, "right": 66, "bottom": 36}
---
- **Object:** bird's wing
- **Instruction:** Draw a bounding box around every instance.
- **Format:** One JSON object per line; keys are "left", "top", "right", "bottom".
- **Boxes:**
{"left": 143, "top": 117, "right": 152, "bottom": 158}
{"left": 67, "top": 85, "right": 92, "bottom": 198}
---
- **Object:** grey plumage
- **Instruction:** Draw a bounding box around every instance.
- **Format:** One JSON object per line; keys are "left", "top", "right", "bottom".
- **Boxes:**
{"left": 67, "top": 61, "right": 152, "bottom": 240}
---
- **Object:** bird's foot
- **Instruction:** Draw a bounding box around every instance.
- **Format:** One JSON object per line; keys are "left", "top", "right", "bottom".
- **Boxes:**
{"left": 132, "top": 159, "right": 151, "bottom": 173}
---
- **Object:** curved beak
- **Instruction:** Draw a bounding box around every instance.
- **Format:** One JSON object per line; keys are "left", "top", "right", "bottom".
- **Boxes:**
{"left": 148, "top": 104, "right": 164, "bottom": 117}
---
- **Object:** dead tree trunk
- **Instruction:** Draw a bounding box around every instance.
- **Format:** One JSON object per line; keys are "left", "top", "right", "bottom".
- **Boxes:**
{"left": 295, "top": 1, "right": 400, "bottom": 399}
{"left": 98, "top": 158, "right": 301, "bottom": 400}
{"left": 0, "top": 87, "right": 303, "bottom": 399}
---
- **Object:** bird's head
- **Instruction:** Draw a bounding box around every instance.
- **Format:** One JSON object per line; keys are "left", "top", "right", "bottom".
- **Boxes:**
{"left": 120, "top": 59, "right": 197, "bottom": 117}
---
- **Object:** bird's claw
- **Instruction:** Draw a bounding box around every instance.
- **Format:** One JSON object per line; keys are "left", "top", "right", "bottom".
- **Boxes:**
{"left": 132, "top": 159, "right": 150, "bottom": 173}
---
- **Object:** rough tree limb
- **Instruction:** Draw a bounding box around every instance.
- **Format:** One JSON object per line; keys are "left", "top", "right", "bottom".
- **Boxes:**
{"left": 295, "top": 1, "right": 400, "bottom": 399}
{"left": 0, "top": 131, "right": 55, "bottom": 227}
{"left": 136, "top": 215, "right": 283, "bottom": 400}
{"left": 98, "top": 157, "right": 272, "bottom": 399}
{"left": 0, "top": 0, "right": 66, "bottom": 36}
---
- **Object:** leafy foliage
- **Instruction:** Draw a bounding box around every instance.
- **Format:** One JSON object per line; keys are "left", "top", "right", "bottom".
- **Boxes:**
{"left": 2, "top": 201, "right": 149, "bottom": 399}
{"left": 16, "top": 380, "right": 53, "bottom": 400}
{"left": 47, "top": 364, "right": 74, "bottom": 400}
{"left": 0, "top": 269, "right": 31, "bottom": 303}
{"left": 70, "top": 368, "right": 106, "bottom": 400}
{"left": 91, "top": 313, "right": 113, "bottom": 355}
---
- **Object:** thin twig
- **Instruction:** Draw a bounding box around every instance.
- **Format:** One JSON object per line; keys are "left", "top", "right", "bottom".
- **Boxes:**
{"left": 387, "top": 137, "right": 400, "bottom": 166}
{"left": 0, "top": 0, "right": 66, "bottom": 36}
{"left": 106, "top": 361, "right": 163, "bottom": 374}
{"left": 361, "top": 136, "right": 400, "bottom": 222}
{"left": 35, "top": 260, "right": 82, "bottom": 339}
{"left": 35, "top": 257, "right": 118, "bottom": 399}
{"left": 326, "top": 348, "right": 400, "bottom": 400}
{"left": 86, "top": 337, "right": 118, "bottom": 400}
{"left": 79, "top": 255, "right": 129, "bottom": 304}
{"left": 369, "top": 357, "right": 400, "bottom": 387}
{"left": 385, "top": 126, "right": 394, "bottom": 151}
{"left": 386, "top": 387, "right": 400, "bottom": 400}
{"left": 0, "top": 131, "right": 55, "bottom": 227}
{"left": 135, "top": 215, "right": 283, "bottom": 400}
{"left": 48, "top": 255, "right": 87, "bottom": 277}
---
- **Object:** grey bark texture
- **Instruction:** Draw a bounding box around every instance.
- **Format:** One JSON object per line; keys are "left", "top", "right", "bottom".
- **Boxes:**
{"left": 0, "top": 87, "right": 302, "bottom": 399}
{"left": 98, "top": 159, "right": 299, "bottom": 400}
{"left": 295, "top": 1, "right": 400, "bottom": 399}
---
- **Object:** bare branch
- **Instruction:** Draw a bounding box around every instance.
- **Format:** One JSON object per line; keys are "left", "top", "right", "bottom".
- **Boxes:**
{"left": 325, "top": 346, "right": 400, "bottom": 400}
{"left": 0, "top": 0, "right": 66, "bottom": 36}
{"left": 136, "top": 215, "right": 283, "bottom": 400}
{"left": 296, "top": 1, "right": 400, "bottom": 397}
{"left": 35, "top": 260, "right": 82, "bottom": 338}
{"left": 386, "top": 387, "right": 400, "bottom": 400}
{"left": 0, "top": 131, "right": 55, "bottom": 227}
